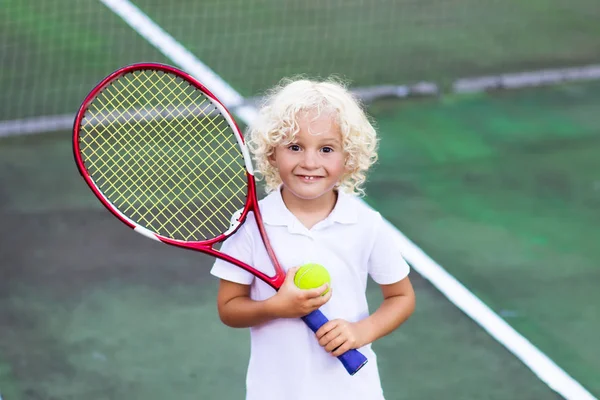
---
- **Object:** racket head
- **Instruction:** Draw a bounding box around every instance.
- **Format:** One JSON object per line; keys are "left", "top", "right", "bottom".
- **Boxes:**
{"left": 73, "top": 63, "right": 283, "bottom": 287}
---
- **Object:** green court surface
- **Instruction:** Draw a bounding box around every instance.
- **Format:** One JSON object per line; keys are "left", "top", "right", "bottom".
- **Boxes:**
{"left": 2, "top": 82, "right": 597, "bottom": 398}
{"left": 2, "top": 0, "right": 600, "bottom": 398}
{"left": 0, "top": 359, "right": 20, "bottom": 399}
{"left": 366, "top": 80, "right": 600, "bottom": 396}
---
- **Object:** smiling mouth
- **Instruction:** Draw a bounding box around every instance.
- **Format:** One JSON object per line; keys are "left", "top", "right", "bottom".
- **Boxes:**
{"left": 297, "top": 175, "right": 323, "bottom": 181}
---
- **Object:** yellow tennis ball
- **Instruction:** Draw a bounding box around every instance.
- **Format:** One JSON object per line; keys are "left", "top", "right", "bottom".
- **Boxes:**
{"left": 294, "top": 263, "right": 331, "bottom": 295}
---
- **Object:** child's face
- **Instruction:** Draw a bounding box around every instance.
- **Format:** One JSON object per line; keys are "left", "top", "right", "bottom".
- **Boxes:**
{"left": 269, "top": 110, "right": 346, "bottom": 201}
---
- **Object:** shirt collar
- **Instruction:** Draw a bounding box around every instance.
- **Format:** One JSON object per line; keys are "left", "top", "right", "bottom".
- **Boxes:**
{"left": 260, "top": 185, "right": 358, "bottom": 230}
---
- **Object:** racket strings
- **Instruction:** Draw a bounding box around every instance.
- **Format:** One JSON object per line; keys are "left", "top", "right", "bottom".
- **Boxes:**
{"left": 78, "top": 69, "right": 247, "bottom": 241}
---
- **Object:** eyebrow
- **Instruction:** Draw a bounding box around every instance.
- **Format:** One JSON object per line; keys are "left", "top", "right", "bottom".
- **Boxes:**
{"left": 311, "top": 133, "right": 341, "bottom": 143}
{"left": 320, "top": 137, "right": 341, "bottom": 145}
{"left": 291, "top": 133, "right": 342, "bottom": 146}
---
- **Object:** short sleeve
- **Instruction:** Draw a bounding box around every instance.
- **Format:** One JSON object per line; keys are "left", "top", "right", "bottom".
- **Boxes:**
{"left": 367, "top": 213, "right": 410, "bottom": 284}
{"left": 210, "top": 223, "right": 255, "bottom": 285}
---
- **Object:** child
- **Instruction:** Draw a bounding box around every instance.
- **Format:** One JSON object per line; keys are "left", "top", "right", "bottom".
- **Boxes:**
{"left": 210, "top": 77, "right": 415, "bottom": 400}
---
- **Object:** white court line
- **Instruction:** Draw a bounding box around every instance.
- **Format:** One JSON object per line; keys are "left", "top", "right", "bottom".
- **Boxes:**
{"left": 454, "top": 64, "right": 600, "bottom": 93}
{"left": 380, "top": 220, "right": 596, "bottom": 400}
{"left": 99, "top": 0, "right": 259, "bottom": 125}
{"left": 3, "top": 64, "right": 600, "bottom": 137}
{"left": 96, "top": 1, "right": 598, "bottom": 399}
{"left": 0, "top": 114, "right": 73, "bottom": 138}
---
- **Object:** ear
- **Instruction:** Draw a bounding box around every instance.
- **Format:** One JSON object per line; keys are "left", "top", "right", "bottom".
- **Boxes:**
{"left": 344, "top": 155, "right": 352, "bottom": 173}
{"left": 267, "top": 150, "right": 277, "bottom": 167}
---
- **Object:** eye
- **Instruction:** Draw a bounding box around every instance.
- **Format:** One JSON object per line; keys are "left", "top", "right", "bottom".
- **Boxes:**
{"left": 287, "top": 144, "right": 301, "bottom": 152}
{"left": 321, "top": 146, "right": 334, "bottom": 153}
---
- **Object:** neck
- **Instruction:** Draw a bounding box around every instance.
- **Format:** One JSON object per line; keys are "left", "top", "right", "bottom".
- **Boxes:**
{"left": 280, "top": 186, "right": 338, "bottom": 229}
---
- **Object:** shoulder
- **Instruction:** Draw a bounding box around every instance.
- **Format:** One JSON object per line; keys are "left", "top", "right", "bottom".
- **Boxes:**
{"left": 234, "top": 190, "right": 279, "bottom": 233}
{"left": 257, "top": 189, "right": 279, "bottom": 208}
{"left": 340, "top": 192, "right": 383, "bottom": 227}
{"left": 256, "top": 189, "right": 290, "bottom": 226}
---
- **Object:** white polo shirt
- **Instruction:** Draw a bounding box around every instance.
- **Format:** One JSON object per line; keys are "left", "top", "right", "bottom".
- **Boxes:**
{"left": 210, "top": 188, "right": 410, "bottom": 400}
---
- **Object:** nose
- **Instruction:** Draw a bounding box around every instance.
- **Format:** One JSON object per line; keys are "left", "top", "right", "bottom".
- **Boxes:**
{"left": 300, "top": 149, "right": 319, "bottom": 169}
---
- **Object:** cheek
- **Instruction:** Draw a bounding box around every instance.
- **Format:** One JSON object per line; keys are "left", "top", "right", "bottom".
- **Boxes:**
{"left": 272, "top": 152, "right": 296, "bottom": 172}
{"left": 328, "top": 154, "right": 347, "bottom": 176}
{"left": 268, "top": 147, "right": 287, "bottom": 168}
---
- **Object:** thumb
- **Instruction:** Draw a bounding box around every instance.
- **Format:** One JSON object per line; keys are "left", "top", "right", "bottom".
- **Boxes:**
{"left": 284, "top": 266, "right": 300, "bottom": 285}
{"left": 306, "top": 282, "right": 330, "bottom": 298}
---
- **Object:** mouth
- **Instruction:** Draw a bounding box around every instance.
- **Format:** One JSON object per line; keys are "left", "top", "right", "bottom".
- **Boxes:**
{"left": 297, "top": 175, "right": 324, "bottom": 182}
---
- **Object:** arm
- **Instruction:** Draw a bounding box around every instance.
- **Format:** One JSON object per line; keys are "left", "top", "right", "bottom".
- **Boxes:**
{"left": 316, "top": 276, "right": 415, "bottom": 356}
{"left": 355, "top": 276, "right": 415, "bottom": 344}
{"left": 216, "top": 279, "right": 272, "bottom": 328}
{"left": 217, "top": 266, "right": 333, "bottom": 328}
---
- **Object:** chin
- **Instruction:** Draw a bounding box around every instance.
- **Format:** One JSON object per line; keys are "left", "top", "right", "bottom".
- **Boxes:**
{"left": 283, "top": 182, "right": 336, "bottom": 200}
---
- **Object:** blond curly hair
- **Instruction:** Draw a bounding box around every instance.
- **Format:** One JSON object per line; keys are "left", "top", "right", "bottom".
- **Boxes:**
{"left": 247, "top": 77, "right": 378, "bottom": 196}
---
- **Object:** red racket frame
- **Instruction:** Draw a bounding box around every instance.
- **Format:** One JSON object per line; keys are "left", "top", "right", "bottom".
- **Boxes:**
{"left": 73, "top": 63, "right": 284, "bottom": 289}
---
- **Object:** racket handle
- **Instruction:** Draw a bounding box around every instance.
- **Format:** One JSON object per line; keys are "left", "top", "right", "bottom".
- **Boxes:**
{"left": 302, "top": 309, "right": 368, "bottom": 375}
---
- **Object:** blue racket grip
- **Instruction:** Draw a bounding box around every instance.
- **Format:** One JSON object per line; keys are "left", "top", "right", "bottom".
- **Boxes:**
{"left": 302, "top": 309, "right": 368, "bottom": 375}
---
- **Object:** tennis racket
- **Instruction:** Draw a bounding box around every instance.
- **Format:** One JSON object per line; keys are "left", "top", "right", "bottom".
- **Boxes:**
{"left": 73, "top": 63, "right": 368, "bottom": 375}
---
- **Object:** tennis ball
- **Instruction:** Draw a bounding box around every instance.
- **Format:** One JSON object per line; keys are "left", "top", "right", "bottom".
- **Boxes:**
{"left": 294, "top": 263, "right": 331, "bottom": 295}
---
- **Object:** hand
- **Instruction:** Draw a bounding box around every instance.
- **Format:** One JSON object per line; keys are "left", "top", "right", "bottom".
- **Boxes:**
{"left": 316, "top": 319, "right": 365, "bottom": 357}
{"left": 269, "top": 266, "right": 332, "bottom": 319}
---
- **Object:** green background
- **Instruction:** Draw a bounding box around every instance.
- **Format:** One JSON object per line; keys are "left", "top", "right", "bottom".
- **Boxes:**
{"left": 1, "top": 0, "right": 600, "bottom": 119}
{"left": 1, "top": 0, "right": 599, "bottom": 398}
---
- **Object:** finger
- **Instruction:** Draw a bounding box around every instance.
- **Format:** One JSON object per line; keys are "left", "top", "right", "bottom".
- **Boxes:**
{"left": 325, "top": 334, "right": 347, "bottom": 353}
{"left": 315, "top": 319, "right": 338, "bottom": 339}
{"left": 282, "top": 267, "right": 302, "bottom": 292}
{"left": 318, "top": 327, "right": 342, "bottom": 347}
{"left": 321, "top": 286, "right": 333, "bottom": 301}
{"left": 331, "top": 341, "right": 352, "bottom": 357}
{"left": 317, "top": 282, "right": 330, "bottom": 296}
{"left": 302, "top": 283, "right": 329, "bottom": 299}
{"left": 285, "top": 266, "right": 300, "bottom": 283}
{"left": 307, "top": 290, "right": 332, "bottom": 309}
